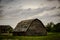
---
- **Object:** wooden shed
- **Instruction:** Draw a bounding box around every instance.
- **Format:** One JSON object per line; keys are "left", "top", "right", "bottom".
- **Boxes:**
{"left": 0, "top": 25, "right": 13, "bottom": 35}
{"left": 13, "top": 19, "right": 47, "bottom": 36}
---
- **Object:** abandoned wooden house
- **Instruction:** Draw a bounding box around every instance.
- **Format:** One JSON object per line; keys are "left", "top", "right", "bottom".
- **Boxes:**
{"left": 13, "top": 19, "right": 47, "bottom": 36}
{"left": 0, "top": 25, "right": 13, "bottom": 35}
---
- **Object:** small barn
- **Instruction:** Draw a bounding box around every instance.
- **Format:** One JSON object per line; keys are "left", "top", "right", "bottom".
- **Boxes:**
{"left": 0, "top": 25, "right": 13, "bottom": 35}
{"left": 13, "top": 19, "right": 47, "bottom": 36}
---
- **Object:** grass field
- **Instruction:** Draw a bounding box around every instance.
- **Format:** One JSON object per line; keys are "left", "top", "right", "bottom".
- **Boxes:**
{"left": 0, "top": 32, "right": 60, "bottom": 40}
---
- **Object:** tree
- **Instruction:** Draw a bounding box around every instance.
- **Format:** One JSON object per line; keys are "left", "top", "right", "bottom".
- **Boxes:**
{"left": 46, "top": 22, "right": 55, "bottom": 32}
{"left": 53, "top": 23, "right": 60, "bottom": 32}
{"left": 46, "top": 22, "right": 60, "bottom": 32}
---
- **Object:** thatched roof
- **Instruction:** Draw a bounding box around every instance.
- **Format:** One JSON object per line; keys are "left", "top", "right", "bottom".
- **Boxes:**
{"left": 14, "top": 19, "right": 45, "bottom": 32}
{"left": 0, "top": 25, "right": 12, "bottom": 29}
{"left": 0, "top": 25, "right": 13, "bottom": 33}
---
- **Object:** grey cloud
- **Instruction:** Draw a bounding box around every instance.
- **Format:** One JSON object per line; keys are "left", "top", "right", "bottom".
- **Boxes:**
{"left": 47, "top": 0, "right": 56, "bottom": 1}
{"left": 1, "top": 0, "right": 58, "bottom": 19}
{"left": 0, "top": 0, "right": 60, "bottom": 28}
{"left": 15, "top": 7, "right": 56, "bottom": 16}
{"left": 32, "top": 13, "right": 60, "bottom": 25}
{"left": 0, "top": 5, "right": 4, "bottom": 17}
{"left": 1, "top": 0, "right": 14, "bottom": 4}
{"left": 0, "top": 10, "right": 3, "bottom": 17}
{"left": 1, "top": 0, "right": 14, "bottom": 2}
{"left": 47, "top": 0, "right": 60, "bottom": 2}
{"left": 3, "top": 6, "right": 57, "bottom": 18}
{"left": 56, "top": 13, "right": 60, "bottom": 16}
{"left": 58, "top": 0, "right": 60, "bottom": 1}
{"left": 57, "top": 7, "right": 60, "bottom": 9}
{"left": 0, "top": 6, "right": 3, "bottom": 8}
{"left": 44, "top": 11, "right": 60, "bottom": 17}
{"left": 50, "top": 7, "right": 56, "bottom": 10}
{"left": 40, "top": 17, "right": 60, "bottom": 25}
{"left": 0, "top": 0, "right": 1, "bottom": 2}
{"left": 47, "top": 0, "right": 54, "bottom": 1}
{"left": 52, "top": 13, "right": 60, "bottom": 17}
{"left": 35, "top": 6, "right": 56, "bottom": 13}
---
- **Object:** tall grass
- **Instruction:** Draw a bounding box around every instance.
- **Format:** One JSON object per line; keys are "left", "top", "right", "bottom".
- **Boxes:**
{"left": 0, "top": 32, "right": 60, "bottom": 40}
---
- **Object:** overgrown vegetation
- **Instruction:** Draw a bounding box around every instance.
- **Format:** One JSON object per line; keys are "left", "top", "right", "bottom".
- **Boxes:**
{"left": 0, "top": 32, "right": 60, "bottom": 40}
{"left": 46, "top": 22, "right": 60, "bottom": 32}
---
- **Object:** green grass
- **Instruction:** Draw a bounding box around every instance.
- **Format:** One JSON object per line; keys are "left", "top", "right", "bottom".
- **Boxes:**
{"left": 0, "top": 32, "right": 60, "bottom": 40}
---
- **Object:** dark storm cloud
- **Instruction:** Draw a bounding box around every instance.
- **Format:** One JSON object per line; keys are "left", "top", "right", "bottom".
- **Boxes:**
{"left": 47, "top": 0, "right": 60, "bottom": 2}
{"left": 47, "top": 0, "right": 54, "bottom": 1}
{"left": 56, "top": 13, "right": 60, "bottom": 16}
{"left": 1, "top": 0, "right": 14, "bottom": 4}
{"left": 0, "top": 6, "right": 3, "bottom": 8}
{"left": 57, "top": 7, "right": 60, "bottom": 9}
{"left": 43, "top": 7, "right": 56, "bottom": 11}
{"left": 58, "top": 0, "right": 60, "bottom": 1}
{"left": 47, "top": 0, "right": 59, "bottom": 1}
{"left": 1, "top": 0, "right": 14, "bottom": 2}
{"left": 0, "top": 0, "right": 1, "bottom": 2}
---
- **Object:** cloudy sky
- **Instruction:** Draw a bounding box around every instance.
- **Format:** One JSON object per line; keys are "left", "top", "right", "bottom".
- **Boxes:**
{"left": 0, "top": 0, "right": 60, "bottom": 28}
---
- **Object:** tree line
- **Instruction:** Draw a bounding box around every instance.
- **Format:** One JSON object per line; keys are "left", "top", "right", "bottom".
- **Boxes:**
{"left": 46, "top": 22, "right": 60, "bottom": 32}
